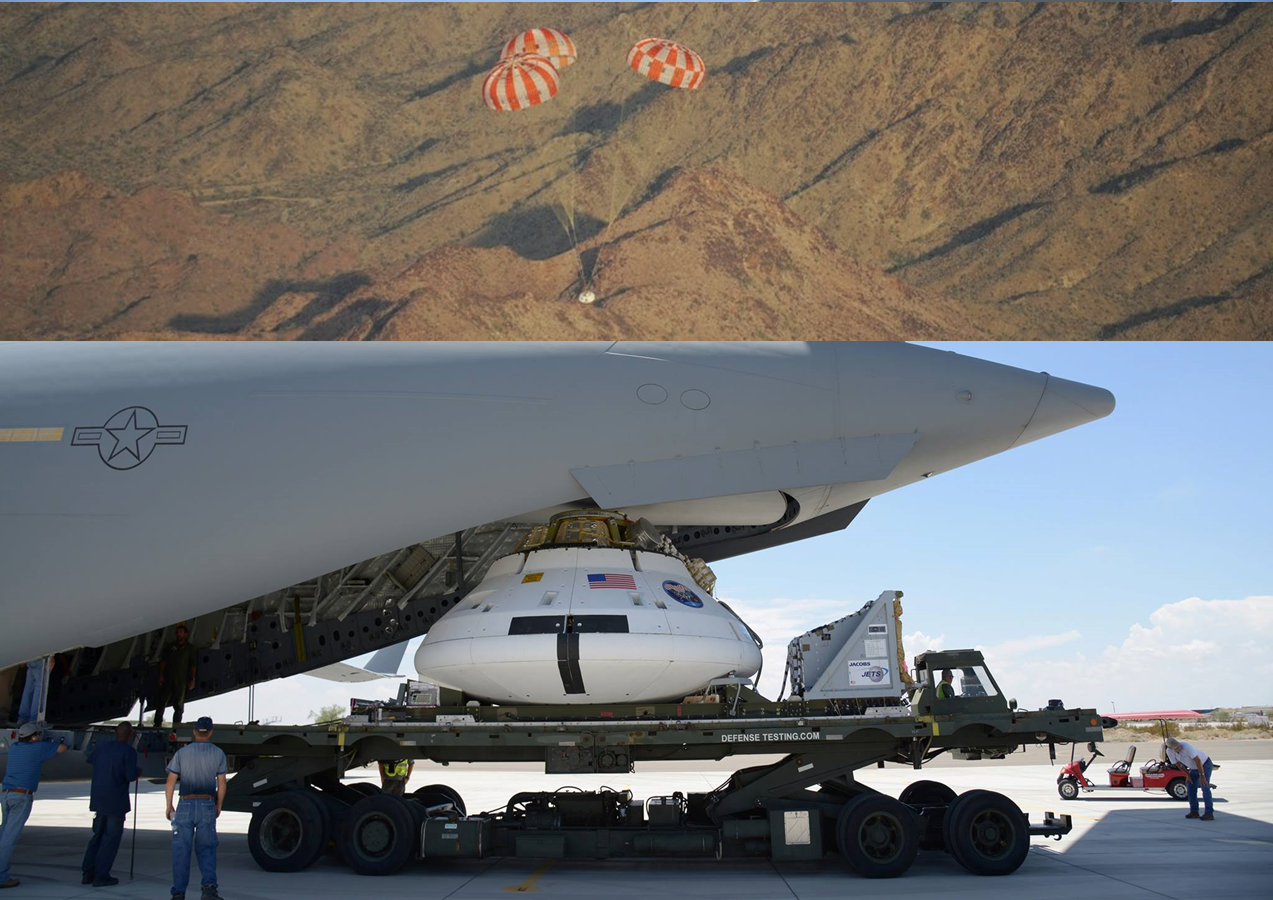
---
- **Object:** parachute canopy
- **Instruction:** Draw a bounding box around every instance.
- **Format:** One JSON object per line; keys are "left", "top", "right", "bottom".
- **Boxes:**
{"left": 482, "top": 53, "right": 560, "bottom": 112}
{"left": 627, "top": 38, "right": 705, "bottom": 90}
{"left": 501, "top": 27, "right": 577, "bottom": 70}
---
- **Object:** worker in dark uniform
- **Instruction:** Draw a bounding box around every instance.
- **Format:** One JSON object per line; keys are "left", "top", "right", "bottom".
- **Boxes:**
{"left": 81, "top": 722, "right": 140, "bottom": 887}
{"left": 378, "top": 759, "right": 413, "bottom": 797}
{"left": 154, "top": 625, "right": 197, "bottom": 728}
{"left": 936, "top": 669, "right": 956, "bottom": 700}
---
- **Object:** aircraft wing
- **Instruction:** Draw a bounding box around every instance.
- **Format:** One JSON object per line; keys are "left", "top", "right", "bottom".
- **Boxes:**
{"left": 306, "top": 642, "right": 407, "bottom": 683}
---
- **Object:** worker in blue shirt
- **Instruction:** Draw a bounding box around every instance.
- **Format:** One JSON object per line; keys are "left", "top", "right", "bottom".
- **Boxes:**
{"left": 166, "top": 717, "right": 228, "bottom": 900}
{"left": 81, "top": 722, "right": 140, "bottom": 887}
{"left": 0, "top": 721, "right": 68, "bottom": 889}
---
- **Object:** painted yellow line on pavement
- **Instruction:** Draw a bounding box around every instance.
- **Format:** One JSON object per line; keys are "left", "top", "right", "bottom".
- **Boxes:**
{"left": 503, "top": 861, "right": 555, "bottom": 893}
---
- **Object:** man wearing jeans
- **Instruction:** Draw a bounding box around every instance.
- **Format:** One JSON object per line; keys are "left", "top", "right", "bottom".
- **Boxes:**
{"left": 1165, "top": 736, "right": 1214, "bottom": 820}
{"left": 165, "top": 717, "right": 227, "bottom": 900}
{"left": 0, "top": 722, "right": 68, "bottom": 889}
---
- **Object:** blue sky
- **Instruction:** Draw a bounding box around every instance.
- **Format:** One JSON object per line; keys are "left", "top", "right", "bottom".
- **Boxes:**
{"left": 183, "top": 342, "right": 1272, "bottom": 724}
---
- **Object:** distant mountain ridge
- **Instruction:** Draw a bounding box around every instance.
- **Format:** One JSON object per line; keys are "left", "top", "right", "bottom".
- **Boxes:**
{"left": 0, "top": 1, "right": 1267, "bottom": 338}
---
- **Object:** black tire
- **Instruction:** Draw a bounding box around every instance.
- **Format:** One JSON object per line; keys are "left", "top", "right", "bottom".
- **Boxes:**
{"left": 411, "top": 783, "right": 467, "bottom": 816}
{"left": 1058, "top": 778, "right": 1080, "bottom": 801}
{"left": 943, "top": 790, "right": 1030, "bottom": 876}
{"left": 340, "top": 794, "right": 417, "bottom": 876}
{"left": 1168, "top": 779, "right": 1189, "bottom": 801}
{"left": 835, "top": 794, "right": 920, "bottom": 878}
{"left": 247, "top": 791, "right": 329, "bottom": 872}
{"left": 899, "top": 780, "right": 957, "bottom": 807}
{"left": 349, "top": 783, "right": 380, "bottom": 797}
{"left": 899, "top": 781, "right": 957, "bottom": 852}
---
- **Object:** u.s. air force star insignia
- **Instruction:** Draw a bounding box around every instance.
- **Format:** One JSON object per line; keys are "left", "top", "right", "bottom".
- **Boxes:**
{"left": 71, "top": 407, "right": 187, "bottom": 470}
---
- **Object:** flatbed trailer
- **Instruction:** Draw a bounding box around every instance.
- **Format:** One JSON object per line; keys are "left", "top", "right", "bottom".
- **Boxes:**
{"left": 128, "top": 649, "right": 1115, "bottom": 880}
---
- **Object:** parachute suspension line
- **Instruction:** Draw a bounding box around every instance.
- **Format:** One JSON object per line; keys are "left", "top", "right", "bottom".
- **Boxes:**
{"left": 591, "top": 37, "right": 705, "bottom": 300}
{"left": 483, "top": 45, "right": 587, "bottom": 296}
{"left": 602, "top": 88, "right": 633, "bottom": 242}
{"left": 590, "top": 86, "right": 635, "bottom": 295}
{"left": 520, "top": 113, "right": 582, "bottom": 272}
{"left": 548, "top": 171, "right": 588, "bottom": 296}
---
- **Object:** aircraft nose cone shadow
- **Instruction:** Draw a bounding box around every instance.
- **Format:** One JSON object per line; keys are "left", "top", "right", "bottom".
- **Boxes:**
{"left": 1015, "top": 375, "right": 1116, "bottom": 447}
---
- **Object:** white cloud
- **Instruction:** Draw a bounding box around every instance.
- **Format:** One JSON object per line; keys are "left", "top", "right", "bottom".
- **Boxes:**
{"left": 903, "top": 630, "right": 945, "bottom": 655}
{"left": 987, "top": 629, "right": 1081, "bottom": 658}
{"left": 984, "top": 596, "right": 1273, "bottom": 711}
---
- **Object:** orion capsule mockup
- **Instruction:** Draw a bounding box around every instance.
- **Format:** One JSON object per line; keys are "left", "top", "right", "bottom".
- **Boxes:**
{"left": 414, "top": 511, "right": 762, "bottom": 704}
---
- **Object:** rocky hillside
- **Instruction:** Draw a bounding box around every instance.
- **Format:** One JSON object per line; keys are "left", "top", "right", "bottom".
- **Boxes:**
{"left": 0, "top": 2, "right": 1267, "bottom": 339}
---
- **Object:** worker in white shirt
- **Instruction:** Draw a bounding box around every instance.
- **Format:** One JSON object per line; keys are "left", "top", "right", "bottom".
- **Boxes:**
{"left": 1164, "top": 736, "right": 1213, "bottom": 820}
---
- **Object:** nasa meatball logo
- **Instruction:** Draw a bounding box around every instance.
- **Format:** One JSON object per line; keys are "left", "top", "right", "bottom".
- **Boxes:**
{"left": 662, "top": 580, "right": 703, "bottom": 608}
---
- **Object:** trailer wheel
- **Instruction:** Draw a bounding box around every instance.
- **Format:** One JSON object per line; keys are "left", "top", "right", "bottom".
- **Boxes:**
{"left": 943, "top": 790, "right": 1029, "bottom": 876}
{"left": 411, "top": 783, "right": 467, "bottom": 816}
{"left": 899, "top": 780, "right": 956, "bottom": 851}
{"left": 1058, "top": 778, "right": 1080, "bottom": 801}
{"left": 340, "top": 794, "right": 417, "bottom": 876}
{"left": 899, "top": 780, "right": 957, "bottom": 807}
{"left": 349, "top": 783, "right": 380, "bottom": 798}
{"left": 1168, "top": 779, "right": 1189, "bottom": 801}
{"left": 247, "top": 791, "right": 329, "bottom": 872}
{"left": 835, "top": 794, "right": 919, "bottom": 878}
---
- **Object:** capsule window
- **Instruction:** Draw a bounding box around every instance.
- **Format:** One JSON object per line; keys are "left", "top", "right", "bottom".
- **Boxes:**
{"left": 654, "top": 597, "right": 667, "bottom": 609}
{"left": 630, "top": 592, "right": 643, "bottom": 606}
{"left": 540, "top": 591, "right": 557, "bottom": 607}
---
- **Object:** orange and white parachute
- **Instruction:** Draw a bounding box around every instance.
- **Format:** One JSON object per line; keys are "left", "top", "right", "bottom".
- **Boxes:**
{"left": 501, "top": 27, "right": 577, "bottom": 70}
{"left": 482, "top": 53, "right": 559, "bottom": 112}
{"left": 626, "top": 38, "right": 705, "bottom": 90}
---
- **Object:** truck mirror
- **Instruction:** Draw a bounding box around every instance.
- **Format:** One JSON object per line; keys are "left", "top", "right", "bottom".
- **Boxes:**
{"left": 1087, "top": 741, "right": 1097, "bottom": 752}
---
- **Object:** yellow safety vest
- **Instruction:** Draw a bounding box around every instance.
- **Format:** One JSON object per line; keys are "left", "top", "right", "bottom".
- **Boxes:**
{"left": 386, "top": 759, "right": 409, "bottom": 779}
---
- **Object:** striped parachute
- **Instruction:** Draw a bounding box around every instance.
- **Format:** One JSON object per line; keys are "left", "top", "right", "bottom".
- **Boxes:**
{"left": 501, "top": 27, "right": 577, "bottom": 70}
{"left": 481, "top": 53, "right": 560, "bottom": 112}
{"left": 626, "top": 38, "right": 705, "bottom": 91}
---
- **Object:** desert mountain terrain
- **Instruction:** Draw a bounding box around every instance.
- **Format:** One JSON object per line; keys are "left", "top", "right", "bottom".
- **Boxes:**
{"left": 0, "top": 2, "right": 1268, "bottom": 339}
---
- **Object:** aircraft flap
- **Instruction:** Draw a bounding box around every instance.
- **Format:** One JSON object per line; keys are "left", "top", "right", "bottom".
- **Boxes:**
{"left": 571, "top": 433, "right": 919, "bottom": 509}
{"left": 305, "top": 640, "right": 407, "bottom": 683}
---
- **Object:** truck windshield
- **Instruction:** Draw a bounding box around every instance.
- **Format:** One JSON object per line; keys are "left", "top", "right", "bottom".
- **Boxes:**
{"left": 952, "top": 666, "right": 997, "bottom": 697}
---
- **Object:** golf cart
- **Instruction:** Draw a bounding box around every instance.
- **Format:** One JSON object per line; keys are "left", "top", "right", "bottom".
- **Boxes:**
{"left": 1057, "top": 718, "right": 1218, "bottom": 801}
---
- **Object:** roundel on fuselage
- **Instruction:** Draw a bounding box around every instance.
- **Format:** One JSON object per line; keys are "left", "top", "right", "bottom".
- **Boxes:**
{"left": 662, "top": 580, "right": 703, "bottom": 608}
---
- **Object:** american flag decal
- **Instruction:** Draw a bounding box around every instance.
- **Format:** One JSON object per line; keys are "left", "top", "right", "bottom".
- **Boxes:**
{"left": 587, "top": 573, "right": 637, "bottom": 590}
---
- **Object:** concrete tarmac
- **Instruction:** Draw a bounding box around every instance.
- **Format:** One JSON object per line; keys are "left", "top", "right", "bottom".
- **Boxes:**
{"left": 8, "top": 753, "right": 1271, "bottom": 899}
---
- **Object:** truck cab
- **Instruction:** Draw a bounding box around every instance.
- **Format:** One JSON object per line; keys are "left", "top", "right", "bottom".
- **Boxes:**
{"left": 909, "top": 650, "right": 1011, "bottom": 717}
